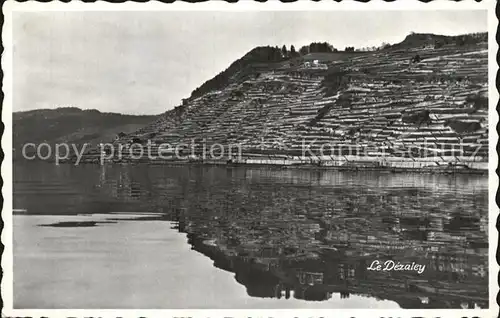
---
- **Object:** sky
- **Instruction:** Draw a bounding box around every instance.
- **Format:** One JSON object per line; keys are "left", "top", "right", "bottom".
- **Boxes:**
{"left": 13, "top": 10, "right": 487, "bottom": 115}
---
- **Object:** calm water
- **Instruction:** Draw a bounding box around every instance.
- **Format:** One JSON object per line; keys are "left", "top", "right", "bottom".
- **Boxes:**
{"left": 13, "top": 162, "right": 489, "bottom": 309}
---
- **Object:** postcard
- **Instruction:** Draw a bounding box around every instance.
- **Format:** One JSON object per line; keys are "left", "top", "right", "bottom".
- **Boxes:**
{"left": 2, "top": 1, "right": 498, "bottom": 318}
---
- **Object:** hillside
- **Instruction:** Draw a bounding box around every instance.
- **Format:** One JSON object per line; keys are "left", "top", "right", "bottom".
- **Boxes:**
{"left": 393, "top": 32, "right": 487, "bottom": 49}
{"left": 14, "top": 107, "right": 158, "bottom": 160}
{"left": 75, "top": 33, "right": 488, "bottom": 171}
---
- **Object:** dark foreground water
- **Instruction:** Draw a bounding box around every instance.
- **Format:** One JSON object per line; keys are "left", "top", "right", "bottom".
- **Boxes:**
{"left": 13, "top": 162, "right": 488, "bottom": 309}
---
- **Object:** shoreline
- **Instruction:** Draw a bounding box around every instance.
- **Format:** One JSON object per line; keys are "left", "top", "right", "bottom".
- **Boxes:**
{"left": 24, "top": 157, "right": 488, "bottom": 175}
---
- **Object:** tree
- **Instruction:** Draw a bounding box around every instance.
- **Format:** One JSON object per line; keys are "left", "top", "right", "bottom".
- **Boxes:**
{"left": 309, "top": 42, "right": 317, "bottom": 53}
{"left": 265, "top": 46, "right": 283, "bottom": 61}
{"left": 306, "top": 42, "right": 336, "bottom": 53}
{"left": 380, "top": 42, "right": 391, "bottom": 50}
{"left": 281, "top": 45, "right": 288, "bottom": 58}
{"left": 326, "top": 43, "right": 335, "bottom": 52}
{"left": 299, "top": 45, "right": 309, "bottom": 56}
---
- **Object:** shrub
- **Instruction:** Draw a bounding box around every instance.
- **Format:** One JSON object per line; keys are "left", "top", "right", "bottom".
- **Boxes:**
{"left": 446, "top": 120, "right": 482, "bottom": 133}
{"left": 401, "top": 109, "right": 430, "bottom": 125}
{"left": 321, "top": 69, "right": 348, "bottom": 98}
{"left": 466, "top": 93, "right": 488, "bottom": 111}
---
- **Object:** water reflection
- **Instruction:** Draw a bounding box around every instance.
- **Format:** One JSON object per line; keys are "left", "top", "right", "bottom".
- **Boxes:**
{"left": 13, "top": 162, "right": 489, "bottom": 308}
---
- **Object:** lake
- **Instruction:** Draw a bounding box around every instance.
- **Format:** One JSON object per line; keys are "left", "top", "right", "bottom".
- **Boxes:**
{"left": 13, "top": 162, "right": 489, "bottom": 309}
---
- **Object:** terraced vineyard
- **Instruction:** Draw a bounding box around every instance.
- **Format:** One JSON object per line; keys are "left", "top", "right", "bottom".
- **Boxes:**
{"left": 77, "top": 33, "right": 488, "bottom": 171}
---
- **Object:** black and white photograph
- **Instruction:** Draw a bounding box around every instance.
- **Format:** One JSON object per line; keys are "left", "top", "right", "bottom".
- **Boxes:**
{"left": 2, "top": 1, "right": 497, "bottom": 317}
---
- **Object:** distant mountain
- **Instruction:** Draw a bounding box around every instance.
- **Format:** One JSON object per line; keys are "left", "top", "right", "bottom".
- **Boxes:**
{"left": 13, "top": 107, "right": 158, "bottom": 160}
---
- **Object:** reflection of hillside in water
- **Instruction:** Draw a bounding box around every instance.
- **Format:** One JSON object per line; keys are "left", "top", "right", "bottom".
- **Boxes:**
{"left": 14, "top": 163, "right": 488, "bottom": 308}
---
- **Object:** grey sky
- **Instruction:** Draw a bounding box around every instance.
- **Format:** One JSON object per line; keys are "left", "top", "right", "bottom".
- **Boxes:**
{"left": 13, "top": 10, "right": 487, "bottom": 115}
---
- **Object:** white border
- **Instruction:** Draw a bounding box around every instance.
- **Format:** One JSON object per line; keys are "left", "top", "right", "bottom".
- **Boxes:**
{"left": 2, "top": 1, "right": 498, "bottom": 317}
